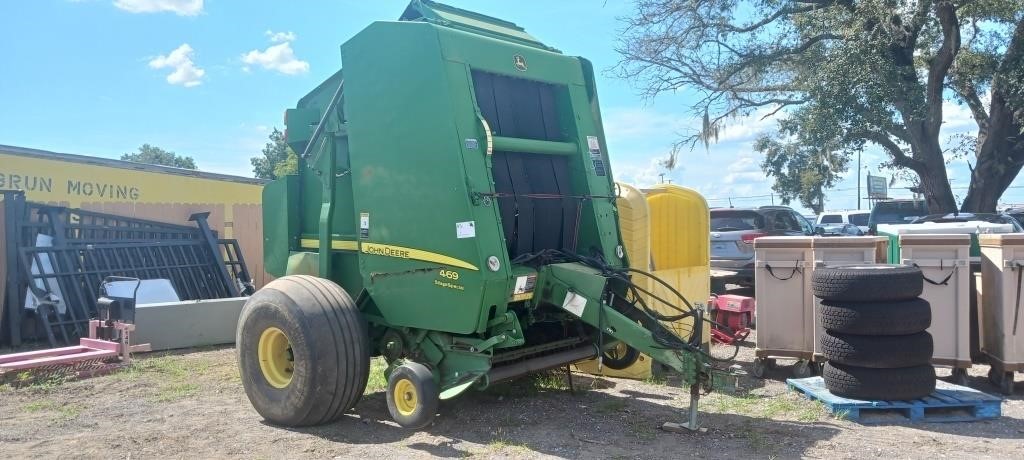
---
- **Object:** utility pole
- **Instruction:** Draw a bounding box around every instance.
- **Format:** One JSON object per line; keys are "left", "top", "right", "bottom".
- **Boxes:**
{"left": 857, "top": 150, "right": 861, "bottom": 210}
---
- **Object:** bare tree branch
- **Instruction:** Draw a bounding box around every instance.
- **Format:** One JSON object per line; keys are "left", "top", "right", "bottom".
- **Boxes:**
{"left": 926, "top": 1, "right": 961, "bottom": 134}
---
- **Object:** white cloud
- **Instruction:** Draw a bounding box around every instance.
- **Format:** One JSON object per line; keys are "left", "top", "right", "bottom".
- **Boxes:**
{"left": 113, "top": 0, "right": 203, "bottom": 16}
{"left": 241, "top": 36, "right": 309, "bottom": 75}
{"left": 266, "top": 30, "right": 297, "bottom": 43}
{"left": 148, "top": 43, "right": 205, "bottom": 87}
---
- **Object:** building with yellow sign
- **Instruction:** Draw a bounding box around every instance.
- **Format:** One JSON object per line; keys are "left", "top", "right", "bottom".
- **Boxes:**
{"left": 0, "top": 144, "right": 269, "bottom": 287}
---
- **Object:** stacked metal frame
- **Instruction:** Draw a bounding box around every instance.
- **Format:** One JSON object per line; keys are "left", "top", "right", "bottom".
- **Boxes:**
{"left": 1, "top": 190, "right": 255, "bottom": 347}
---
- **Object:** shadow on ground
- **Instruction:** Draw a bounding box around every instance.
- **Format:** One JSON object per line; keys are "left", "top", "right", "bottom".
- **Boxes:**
{"left": 284, "top": 372, "right": 844, "bottom": 458}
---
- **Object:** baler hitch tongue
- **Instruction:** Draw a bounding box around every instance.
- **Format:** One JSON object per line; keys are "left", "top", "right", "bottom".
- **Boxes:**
{"left": 534, "top": 263, "right": 714, "bottom": 431}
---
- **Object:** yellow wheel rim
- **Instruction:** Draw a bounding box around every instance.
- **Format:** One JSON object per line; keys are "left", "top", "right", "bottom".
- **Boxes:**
{"left": 393, "top": 378, "right": 418, "bottom": 416}
{"left": 608, "top": 342, "right": 628, "bottom": 359}
{"left": 258, "top": 327, "right": 293, "bottom": 388}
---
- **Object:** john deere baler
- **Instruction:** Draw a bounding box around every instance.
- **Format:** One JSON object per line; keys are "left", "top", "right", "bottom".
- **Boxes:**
{"left": 238, "top": 0, "right": 714, "bottom": 429}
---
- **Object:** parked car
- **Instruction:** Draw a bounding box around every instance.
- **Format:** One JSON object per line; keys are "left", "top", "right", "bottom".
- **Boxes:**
{"left": 868, "top": 199, "right": 928, "bottom": 234}
{"left": 910, "top": 213, "right": 1024, "bottom": 231}
{"left": 710, "top": 206, "right": 814, "bottom": 286}
{"left": 814, "top": 223, "right": 865, "bottom": 236}
{"left": 816, "top": 210, "right": 870, "bottom": 233}
{"left": 1003, "top": 207, "right": 1024, "bottom": 226}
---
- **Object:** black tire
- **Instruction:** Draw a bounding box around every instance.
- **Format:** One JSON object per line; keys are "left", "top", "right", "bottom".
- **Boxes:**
{"left": 820, "top": 330, "right": 933, "bottom": 368}
{"left": 819, "top": 298, "right": 931, "bottom": 335}
{"left": 237, "top": 275, "right": 370, "bottom": 427}
{"left": 601, "top": 341, "right": 641, "bottom": 370}
{"left": 823, "top": 362, "right": 935, "bottom": 400}
{"left": 386, "top": 362, "right": 440, "bottom": 429}
{"left": 812, "top": 264, "right": 923, "bottom": 302}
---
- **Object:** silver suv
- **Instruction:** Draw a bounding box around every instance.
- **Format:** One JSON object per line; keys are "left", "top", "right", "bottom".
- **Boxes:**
{"left": 710, "top": 206, "right": 814, "bottom": 287}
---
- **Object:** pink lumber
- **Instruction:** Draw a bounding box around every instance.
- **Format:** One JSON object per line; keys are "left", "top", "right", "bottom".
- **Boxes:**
{"left": 0, "top": 346, "right": 91, "bottom": 365}
{"left": 0, "top": 349, "right": 117, "bottom": 371}
{"left": 79, "top": 338, "right": 120, "bottom": 352}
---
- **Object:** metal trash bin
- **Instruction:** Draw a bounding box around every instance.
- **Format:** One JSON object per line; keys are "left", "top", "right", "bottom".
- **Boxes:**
{"left": 753, "top": 236, "right": 814, "bottom": 377}
{"left": 900, "top": 234, "right": 971, "bottom": 383}
{"left": 811, "top": 236, "right": 888, "bottom": 362}
{"left": 979, "top": 234, "right": 1024, "bottom": 393}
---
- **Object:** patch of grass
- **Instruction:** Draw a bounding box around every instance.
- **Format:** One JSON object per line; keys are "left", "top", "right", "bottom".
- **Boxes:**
{"left": 21, "top": 400, "right": 82, "bottom": 422}
{"left": 111, "top": 354, "right": 211, "bottom": 403}
{"left": 832, "top": 408, "right": 851, "bottom": 420}
{"left": 54, "top": 403, "right": 82, "bottom": 422}
{"left": 23, "top": 400, "right": 59, "bottom": 412}
{"left": 364, "top": 357, "right": 388, "bottom": 394}
{"left": 595, "top": 399, "right": 628, "bottom": 414}
{"left": 487, "top": 428, "right": 529, "bottom": 453}
{"left": 532, "top": 372, "right": 569, "bottom": 391}
{"left": 154, "top": 383, "right": 200, "bottom": 402}
{"left": 708, "top": 391, "right": 822, "bottom": 422}
{"left": 625, "top": 414, "right": 656, "bottom": 440}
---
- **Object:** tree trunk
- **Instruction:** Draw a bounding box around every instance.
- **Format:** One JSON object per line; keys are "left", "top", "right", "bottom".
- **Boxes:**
{"left": 913, "top": 144, "right": 959, "bottom": 214}
{"left": 960, "top": 89, "right": 1024, "bottom": 212}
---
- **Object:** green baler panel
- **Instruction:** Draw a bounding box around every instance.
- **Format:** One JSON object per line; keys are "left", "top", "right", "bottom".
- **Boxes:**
{"left": 275, "top": 16, "right": 624, "bottom": 336}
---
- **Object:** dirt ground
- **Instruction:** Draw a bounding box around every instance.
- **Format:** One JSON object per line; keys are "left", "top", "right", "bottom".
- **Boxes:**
{"left": 1, "top": 331, "right": 1021, "bottom": 459}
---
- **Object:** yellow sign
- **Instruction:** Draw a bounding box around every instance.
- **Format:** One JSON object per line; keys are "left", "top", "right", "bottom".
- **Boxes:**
{"left": 0, "top": 151, "right": 262, "bottom": 207}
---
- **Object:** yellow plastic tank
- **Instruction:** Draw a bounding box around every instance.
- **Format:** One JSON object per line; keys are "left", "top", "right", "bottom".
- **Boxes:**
{"left": 575, "top": 183, "right": 711, "bottom": 379}
{"left": 646, "top": 184, "right": 711, "bottom": 354}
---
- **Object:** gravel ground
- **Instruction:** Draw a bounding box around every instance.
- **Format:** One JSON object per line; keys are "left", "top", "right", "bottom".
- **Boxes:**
{"left": 1, "top": 331, "right": 1021, "bottom": 459}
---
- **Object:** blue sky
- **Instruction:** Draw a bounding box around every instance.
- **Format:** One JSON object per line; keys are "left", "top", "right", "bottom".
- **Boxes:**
{"left": 2, "top": 0, "right": 1019, "bottom": 213}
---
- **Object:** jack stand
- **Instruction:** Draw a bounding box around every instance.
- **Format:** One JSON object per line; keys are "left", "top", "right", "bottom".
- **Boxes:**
{"left": 662, "top": 384, "right": 706, "bottom": 433}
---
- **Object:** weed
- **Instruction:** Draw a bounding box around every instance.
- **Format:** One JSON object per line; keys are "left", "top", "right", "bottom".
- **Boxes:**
{"left": 532, "top": 372, "right": 569, "bottom": 391}
{"left": 708, "top": 391, "right": 821, "bottom": 422}
{"left": 832, "top": 408, "right": 851, "bottom": 420}
{"left": 488, "top": 427, "right": 529, "bottom": 453}
{"left": 23, "top": 400, "right": 59, "bottom": 412}
{"left": 54, "top": 404, "right": 82, "bottom": 422}
{"left": 154, "top": 383, "right": 200, "bottom": 402}
{"left": 595, "top": 399, "right": 628, "bottom": 414}
{"left": 21, "top": 400, "right": 82, "bottom": 422}
{"left": 364, "top": 357, "right": 388, "bottom": 394}
{"left": 625, "top": 414, "right": 656, "bottom": 440}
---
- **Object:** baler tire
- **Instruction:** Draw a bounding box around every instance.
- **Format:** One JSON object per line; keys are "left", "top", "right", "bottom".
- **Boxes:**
{"left": 820, "top": 330, "right": 933, "bottom": 368}
{"left": 812, "top": 265, "right": 923, "bottom": 302}
{"left": 819, "top": 298, "right": 932, "bottom": 335}
{"left": 386, "top": 362, "right": 439, "bottom": 429}
{"left": 601, "top": 342, "right": 641, "bottom": 370}
{"left": 822, "top": 362, "right": 935, "bottom": 401}
{"left": 237, "top": 275, "right": 370, "bottom": 427}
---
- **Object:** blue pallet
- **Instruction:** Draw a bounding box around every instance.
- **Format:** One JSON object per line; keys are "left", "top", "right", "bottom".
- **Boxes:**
{"left": 787, "top": 376, "right": 1002, "bottom": 423}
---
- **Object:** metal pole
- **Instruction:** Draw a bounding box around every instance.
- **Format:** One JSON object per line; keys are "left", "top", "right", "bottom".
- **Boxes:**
{"left": 857, "top": 150, "right": 862, "bottom": 210}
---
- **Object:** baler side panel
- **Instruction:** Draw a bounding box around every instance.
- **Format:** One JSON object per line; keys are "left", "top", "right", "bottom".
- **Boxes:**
{"left": 341, "top": 23, "right": 491, "bottom": 334}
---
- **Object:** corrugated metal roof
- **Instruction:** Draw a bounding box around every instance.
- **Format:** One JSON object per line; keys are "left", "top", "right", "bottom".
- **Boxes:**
{"left": 0, "top": 144, "right": 268, "bottom": 186}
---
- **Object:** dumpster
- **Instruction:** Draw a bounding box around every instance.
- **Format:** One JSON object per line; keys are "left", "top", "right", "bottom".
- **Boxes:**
{"left": 979, "top": 234, "right": 1024, "bottom": 394}
{"left": 811, "top": 236, "right": 888, "bottom": 363}
{"left": 899, "top": 234, "right": 972, "bottom": 384}
{"left": 879, "top": 221, "right": 1016, "bottom": 263}
{"left": 753, "top": 236, "right": 814, "bottom": 377}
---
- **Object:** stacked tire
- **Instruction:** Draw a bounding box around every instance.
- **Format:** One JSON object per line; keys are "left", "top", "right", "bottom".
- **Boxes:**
{"left": 813, "top": 265, "right": 936, "bottom": 401}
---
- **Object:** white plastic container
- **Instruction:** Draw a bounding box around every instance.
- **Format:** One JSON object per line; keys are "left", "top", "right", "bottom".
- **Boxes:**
{"left": 979, "top": 234, "right": 1024, "bottom": 392}
{"left": 811, "top": 236, "right": 888, "bottom": 361}
{"left": 899, "top": 234, "right": 971, "bottom": 382}
{"left": 753, "top": 236, "right": 814, "bottom": 377}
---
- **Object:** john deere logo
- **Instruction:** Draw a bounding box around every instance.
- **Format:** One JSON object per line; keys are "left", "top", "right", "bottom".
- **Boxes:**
{"left": 513, "top": 55, "right": 527, "bottom": 71}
